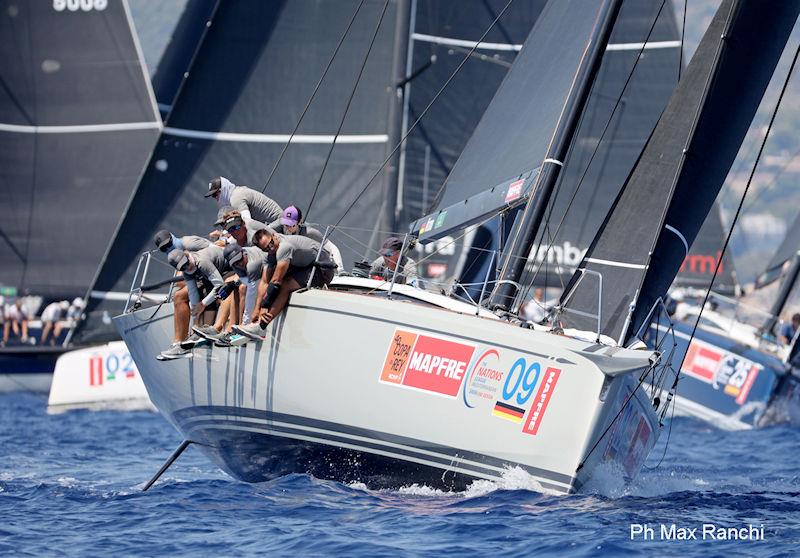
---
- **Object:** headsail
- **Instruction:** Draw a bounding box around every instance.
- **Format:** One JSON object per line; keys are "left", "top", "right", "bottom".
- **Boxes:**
{"left": 756, "top": 211, "right": 800, "bottom": 288}
{"left": 0, "top": 0, "right": 160, "bottom": 298}
{"left": 560, "top": 0, "right": 800, "bottom": 343}
{"left": 76, "top": 0, "right": 405, "bottom": 342}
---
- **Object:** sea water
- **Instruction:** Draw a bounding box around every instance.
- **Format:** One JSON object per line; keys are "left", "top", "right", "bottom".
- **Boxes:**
{"left": 1, "top": 392, "right": 798, "bottom": 556}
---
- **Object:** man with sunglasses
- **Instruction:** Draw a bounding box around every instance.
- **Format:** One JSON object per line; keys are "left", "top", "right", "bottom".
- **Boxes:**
{"left": 269, "top": 205, "right": 343, "bottom": 271}
{"left": 222, "top": 212, "right": 270, "bottom": 248}
{"left": 369, "top": 236, "right": 419, "bottom": 286}
{"left": 204, "top": 176, "right": 283, "bottom": 225}
{"left": 153, "top": 230, "right": 210, "bottom": 253}
{"left": 158, "top": 244, "right": 234, "bottom": 359}
{"left": 234, "top": 229, "right": 335, "bottom": 340}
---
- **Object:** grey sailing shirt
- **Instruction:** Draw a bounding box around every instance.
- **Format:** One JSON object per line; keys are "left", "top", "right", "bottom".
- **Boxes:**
{"left": 229, "top": 186, "right": 283, "bottom": 224}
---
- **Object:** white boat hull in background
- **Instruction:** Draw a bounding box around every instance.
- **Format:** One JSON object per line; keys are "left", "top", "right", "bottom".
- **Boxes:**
{"left": 47, "top": 341, "right": 153, "bottom": 412}
{"left": 116, "top": 286, "right": 668, "bottom": 494}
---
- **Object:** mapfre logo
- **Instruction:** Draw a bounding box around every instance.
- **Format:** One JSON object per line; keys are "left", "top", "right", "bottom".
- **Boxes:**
{"left": 380, "top": 329, "right": 476, "bottom": 397}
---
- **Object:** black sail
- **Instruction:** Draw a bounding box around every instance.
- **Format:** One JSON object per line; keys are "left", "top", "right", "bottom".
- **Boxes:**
{"left": 0, "top": 0, "right": 160, "bottom": 298}
{"left": 673, "top": 201, "right": 738, "bottom": 295}
{"left": 529, "top": 0, "right": 680, "bottom": 288}
{"left": 77, "top": 0, "right": 404, "bottom": 342}
{"left": 756, "top": 211, "right": 800, "bottom": 288}
{"left": 561, "top": 0, "right": 800, "bottom": 343}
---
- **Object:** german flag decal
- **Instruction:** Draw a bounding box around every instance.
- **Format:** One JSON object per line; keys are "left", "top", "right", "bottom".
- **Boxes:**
{"left": 492, "top": 400, "right": 525, "bottom": 423}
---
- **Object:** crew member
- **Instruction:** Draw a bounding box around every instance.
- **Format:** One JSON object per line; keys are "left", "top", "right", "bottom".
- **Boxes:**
{"left": 235, "top": 229, "right": 335, "bottom": 340}
{"left": 154, "top": 229, "right": 211, "bottom": 253}
{"left": 205, "top": 176, "right": 283, "bottom": 224}
{"left": 159, "top": 245, "right": 234, "bottom": 359}
{"left": 370, "top": 237, "right": 419, "bottom": 286}
{"left": 270, "top": 205, "right": 343, "bottom": 271}
{"left": 40, "top": 300, "right": 69, "bottom": 345}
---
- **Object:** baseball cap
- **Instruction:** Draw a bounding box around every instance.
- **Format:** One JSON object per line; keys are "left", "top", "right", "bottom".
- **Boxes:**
{"left": 167, "top": 249, "right": 190, "bottom": 271}
{"left": 224, "top": 215, "right": 244, "bottom": 231}
{"left": 204, "top": 176, "right": 222, "bottom": 197}
{"left": 223, "top": 243, "right": 245, "bottom": 267}
{"left": 280, "top": 205, "right": 300, "bottom": 226}
{"left": 214, "top": 205, "right": 234, "bottom": 227}
{"left": 154, "top": 229, "right": 172, "bottom": 251}
{"left": 381, "top": 236, "right": 404, "bottom": 256}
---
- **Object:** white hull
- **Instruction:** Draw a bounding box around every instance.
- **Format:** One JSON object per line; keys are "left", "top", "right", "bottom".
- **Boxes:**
{"left": 117, "top": 287, "right": 666, "bottom": 493}
{"left": 47, "top": 341, "right": 153, "bottom": 412}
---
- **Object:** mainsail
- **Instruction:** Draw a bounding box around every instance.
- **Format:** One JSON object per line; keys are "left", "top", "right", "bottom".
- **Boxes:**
{"left": 77, "top": 0, "right": 406, "bottom": 342}
{"left": 561, "top": 0, "right": 800, "bottom": 343}
{"left": 0, "top": 0, "right": 160, "bottom": 298}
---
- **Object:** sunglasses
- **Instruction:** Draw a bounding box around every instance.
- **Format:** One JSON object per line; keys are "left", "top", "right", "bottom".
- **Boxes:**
{"left": 159, "top": 243, "right": 172, "bottom": 253}
{"left": 227, "top": 225, "right": 242, "bottom": 233}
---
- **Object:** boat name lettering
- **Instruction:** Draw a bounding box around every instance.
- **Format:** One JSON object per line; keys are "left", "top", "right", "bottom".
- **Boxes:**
{"left": 89, "top": 351, "right": 136, "bottom": 387}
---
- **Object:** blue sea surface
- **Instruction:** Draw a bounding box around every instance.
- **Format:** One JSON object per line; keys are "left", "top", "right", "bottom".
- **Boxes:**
{"left": 1, "top": 392, "right": 799, "bottom": 557}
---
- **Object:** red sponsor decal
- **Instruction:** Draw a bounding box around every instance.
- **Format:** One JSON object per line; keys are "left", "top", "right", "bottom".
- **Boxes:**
{"left": 504, "top": 179, "right": 524, "bottom": 203}
{"left": 683, "top": 342, "right": 721, "bottom": 383}
{"left": 522, "top": 367, "right": 561, "bottom": 435}
{"left": 426, "top": 263, "right": 448, "bottom": 278}
{"left": 735, "top": 366, "right": 759, "bottom": 405}
{"left": 381, "top": 329, "right": 475, "bottom": 398}
{"left": 89, "top": 355, "right": 103, "bottom": 387}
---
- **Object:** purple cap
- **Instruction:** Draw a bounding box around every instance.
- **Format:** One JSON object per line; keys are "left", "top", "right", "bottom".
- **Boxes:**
{"left": 280, "top": 205, "right": 300, "bottom": 226}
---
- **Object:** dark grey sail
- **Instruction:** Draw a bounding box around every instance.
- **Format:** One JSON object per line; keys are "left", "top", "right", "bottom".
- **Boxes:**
{"left": 756, "top": 211, "right": 800, "bottom": 288}
{"left": 527, "top": 0, "right": 680, "bottom": 289}
{"left": 0, "top": 0, "right": 160, "bottom": 299}
{"left": 561, "top": 0, "right": 800, "bottom": 344}
{"left": 673, "top": 201, "right": 738, "bottom": 296}
{"left": 76, "top": 0, "right": 405, "bottom": 342}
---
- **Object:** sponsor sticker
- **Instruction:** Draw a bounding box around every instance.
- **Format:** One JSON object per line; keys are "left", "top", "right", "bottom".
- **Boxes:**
{"left": 434, "top": 211, "right": 447, "bottom": 229}
{"left": 463, "top": 348, "right": 504, "bottom": 408}
{"left": 492, "top": 401, "right": 525, "bottom": 423}
{"left": 505, "top": 179, "right": 524, "bottom": 203}
{"left": 89, "top": 355, "right": 103, "bottom": 386}
{"left": 426, "top": 263, "right": 448, "bottom": 278}
{"left": 683, "top": 340, "right": 761, "bottom": 405}
{"left": 380, "top": 329, "right": 476, "bottom": 398}
{"left": 88, "top": 351, "right": 137, "bottom": 387}
{"left": 522, "top": 366, "right": 561, "bottom": 435}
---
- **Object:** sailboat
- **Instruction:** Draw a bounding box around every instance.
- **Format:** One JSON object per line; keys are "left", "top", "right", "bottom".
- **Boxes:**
{"left": 652, "top": 205, "right": 800, "bottom": 430}
{"left": 118, "top": 0, "right": 797, "bottom": 493}
{"left": 0, "top": 0, "right": 160, "bottom": 392}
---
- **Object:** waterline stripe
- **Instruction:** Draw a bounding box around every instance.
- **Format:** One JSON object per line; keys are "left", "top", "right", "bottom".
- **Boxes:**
{"left": 163, "top": 127, "right": 389, "bottom": 144}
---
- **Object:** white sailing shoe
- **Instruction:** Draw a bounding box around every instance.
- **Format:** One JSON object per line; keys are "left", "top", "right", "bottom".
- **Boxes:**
{"left": 232, "top": 322, "right": 266, "bottom": 341}
{"left": 156, "top": 343, "right": 192, "bottom": 361}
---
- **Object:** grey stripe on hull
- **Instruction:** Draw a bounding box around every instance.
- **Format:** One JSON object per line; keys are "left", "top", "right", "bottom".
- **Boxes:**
{"left": 172, "top": 405, "right": 576, "bottom": 491}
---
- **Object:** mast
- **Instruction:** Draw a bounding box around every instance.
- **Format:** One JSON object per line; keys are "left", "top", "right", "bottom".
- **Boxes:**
{"left": 488, "top": 0, "right": 622, "bottom": 311}
{"left": 765, "top": 252, "right": 800, "bottom": 333}
{"left": 382, "top": 0, "right": 412, "bottom": 236}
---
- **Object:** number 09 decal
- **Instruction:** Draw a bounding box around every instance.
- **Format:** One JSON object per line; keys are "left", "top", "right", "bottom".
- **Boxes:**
{"left": 501, "top": 358, "right": 541, "bottom": 405}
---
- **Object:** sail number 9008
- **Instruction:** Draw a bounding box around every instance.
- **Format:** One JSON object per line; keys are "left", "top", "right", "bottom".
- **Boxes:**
{"left": 54, "top": 0, "right": 107, "bottom": 12}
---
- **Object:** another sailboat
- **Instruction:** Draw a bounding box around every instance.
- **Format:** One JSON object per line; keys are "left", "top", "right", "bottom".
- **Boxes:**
{"left": 119, "top": 0, "right": 797, "bottom": 492}
{"left": 0, "top": 0, "right": 160, "bottom": 391}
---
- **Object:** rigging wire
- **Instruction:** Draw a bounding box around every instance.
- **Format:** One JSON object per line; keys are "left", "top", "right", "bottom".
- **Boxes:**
{"left": 682, "top": 42, "right": 800, "bottom": 369}
{"left": 259, "top": 0, "right": 367, "bottom": 194}
{"left": 516, "top": 0, "right": 669, "bottom": 306}
{"left": 333, "top": 0, "right": 518, "bottom": 228}
{"left": 307, "top": 0, "right": 391, "bottom": 215}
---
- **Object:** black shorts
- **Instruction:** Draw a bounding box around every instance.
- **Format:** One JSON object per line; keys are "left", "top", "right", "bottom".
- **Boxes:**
{"left": 288, "top": 265, "right": 335, "bottom": 288}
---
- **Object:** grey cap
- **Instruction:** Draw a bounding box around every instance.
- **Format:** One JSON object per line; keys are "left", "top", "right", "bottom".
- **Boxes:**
{"left": 167, "top": 249, "right": 190, "bottom": 271}
{"left": 204, "top": 176, "right": 222, "bottom": 197}
{"left": 214, "top": 205, "right": 234, "bottom": 227}
{"left": 154, "top": 229, "right": 172, "bottom": 250}
{"left": 223, "top": 215, "right": 244, "bottom": 231}
{"left": 223, "top": 243, "right": 245, "bottom": 267}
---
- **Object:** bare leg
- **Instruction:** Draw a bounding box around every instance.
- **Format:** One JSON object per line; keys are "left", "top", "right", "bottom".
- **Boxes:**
{"left": 213, "top": 298, "right": 230, "bottom": 331}
{"left": 41, "top": 321, "right": 52, "bottom": 344}
{"left": 173, "top": 287, "right": 191, "bottom": 342}
{"left": 11, "top": 320, "right": 20, "bottom": 338}
{"left": 54, "top": 321, "right": 64, "bottom": 340}
{"left": 238, "top": 283, "right": 247, "bottom": 324}
{"left": 2, "top": 322, "right": 9, "bottom": 343}
{"left": 21, "top": 320, "right": 28, "bottom": 341}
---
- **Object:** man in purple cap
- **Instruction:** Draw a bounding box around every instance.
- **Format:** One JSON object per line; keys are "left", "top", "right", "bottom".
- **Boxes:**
{"left": 269, "top": 205, "right": 343, "bottom": 271}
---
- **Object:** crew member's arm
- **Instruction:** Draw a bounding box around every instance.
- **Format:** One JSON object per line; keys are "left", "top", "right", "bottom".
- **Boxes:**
{"left": 252, "top": 266, "right": 271, "bottom": 321}
{"left": 194, "top": 265, "right": 224, "bottom": 316}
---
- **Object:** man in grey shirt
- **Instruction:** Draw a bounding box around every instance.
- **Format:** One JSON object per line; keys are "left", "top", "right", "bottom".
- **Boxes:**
{"left": 269, "top": 205, "right": 343, "bottom": 270}
{"left": 222, "top": 243, "right": 270, "bottom": 324}
{"left": 158, "top": 245, "right": 234, "bottom": 359}
{"left": 154, "top": 229, "right": 210, "bottom": 253}
{"left": 205, "top": 176, "right": 283, "bottom": 224}
{"left": 370, "top": 236, "right": 419, "bottom": 286}
{"left": 234, "top": 230, "right": 335, "bottom": 340}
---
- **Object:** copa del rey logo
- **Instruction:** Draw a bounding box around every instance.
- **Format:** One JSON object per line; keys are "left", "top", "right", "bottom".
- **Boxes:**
{"left": 381, "top": 329, "right": 476, "bottom": 397}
